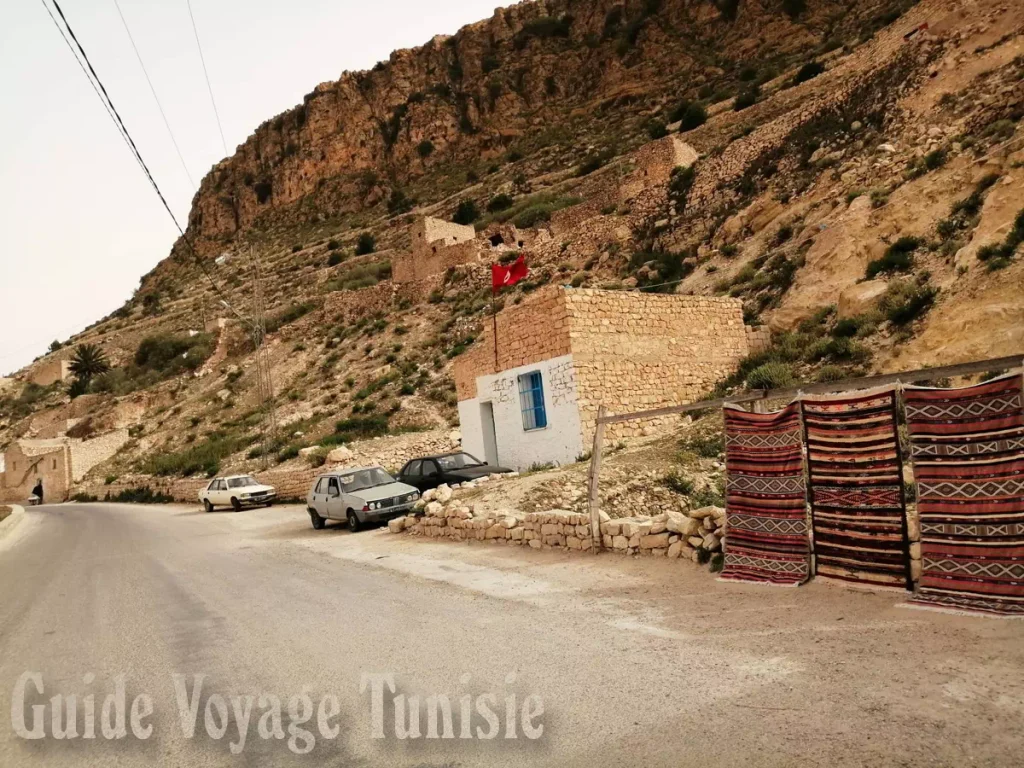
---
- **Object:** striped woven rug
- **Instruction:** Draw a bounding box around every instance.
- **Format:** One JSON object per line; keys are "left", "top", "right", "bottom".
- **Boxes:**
{"left": 903, "top": 373, "right": 1024, "bottom": 618}
{"left": 802, "top": 388, "right": 912, "bottom": 591}
{"left": 719, "top": 403, "right": 810, "bottom": 586}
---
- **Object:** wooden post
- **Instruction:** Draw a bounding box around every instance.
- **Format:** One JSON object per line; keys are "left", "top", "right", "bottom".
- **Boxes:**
{"left": 588, "top": 405, "right": 607, "bottom": 553}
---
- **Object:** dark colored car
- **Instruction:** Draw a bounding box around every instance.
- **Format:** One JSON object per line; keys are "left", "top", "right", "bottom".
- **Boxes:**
{"left": 397, "top": 452, "right": 513, "bottom": 492}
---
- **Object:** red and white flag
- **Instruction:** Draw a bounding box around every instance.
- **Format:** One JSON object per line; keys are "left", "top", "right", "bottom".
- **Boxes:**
{"left": 491, "top": 254, "right": 529, "bottom": 293}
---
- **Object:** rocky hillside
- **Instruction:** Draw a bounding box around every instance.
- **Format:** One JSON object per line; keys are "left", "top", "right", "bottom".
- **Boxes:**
{"left": 2, "top": 0, "right": 1023, "bottom": 496}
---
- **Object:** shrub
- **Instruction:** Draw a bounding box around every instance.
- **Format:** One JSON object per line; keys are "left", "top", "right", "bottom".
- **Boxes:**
{"left": 575, "top": 150, "right": 612, "bottom": 177}
{"left": 816, "top": 365, "right": 845, "bottom": 383}
{"left": 865, "top": 236, "right": 920, "bottom": 279}
{"left": 327, "top": 251, "right": 344, "bottom": 267}
{"left": 662, "top": 470, "right": 694, "bottom": 495}
{"left": 107, "top": 486, "right": 173, "bottom": 504}
{"left": 135, "top": 333, "right": 214, "bottom": 375}
{"left": 416, "top": 140, "right": 434, "bottom": 158}
{"left": 831, "top": 318, "right": 859, "bottom": 338}
{"left": 679, "top": 103, "right": 708, "bottom": 132}
{"left": 486, "top": 193, "right": 514, "bottom": 213}
{"left": 734, "top": 85, "right": 760, "bottom": 111}
{"left": 745, "top": 362, "right": 795, "bottom": 390}
{"left": 355, "top": 233, "right": 376, "bottom": 255}
{"left": 140, "top": 435, "right": 251, "bottom": 477}
{"left": 387, "top": 189, "right": 414, "bottom": 215}
{"left": 265, "top": 301, "right": 316, "bottom": 334}
{"left": 452, "top": 199, "right": 479, "bottom": 225}
{"left": 794, "top": 61, "right": 825, "bottom": 84}
{"left": 782, "top": 0, "right": 806, "bottom": 17}
{"left": 327, "top": 239, "right": 341, "bottom": 250}
{"left": 680, "top": 433, "right": 724, "bottom": 458}
{"left": 647, "top": 121, "right": 668, "bottom": 139}
{"left": 879, "top": 280, "right": 937, "bottom": 325}
{"left": 924, "top": 148, "right": 947, "bottom": 170}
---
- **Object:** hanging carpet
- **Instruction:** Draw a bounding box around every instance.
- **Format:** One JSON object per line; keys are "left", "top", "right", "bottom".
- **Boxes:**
{"left": 802, "top": 388, "right": 912, "bottom": 591}
{"left": 719, "top": 403, "right": 810, "bottom": 586}
{"left": 903, "top": 373, "right": 1024, "bottom": 618}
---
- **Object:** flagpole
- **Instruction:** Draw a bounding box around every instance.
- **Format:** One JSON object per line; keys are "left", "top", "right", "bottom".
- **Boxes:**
{"left": 491, "top": 284, "right": 499, "bottom": 371}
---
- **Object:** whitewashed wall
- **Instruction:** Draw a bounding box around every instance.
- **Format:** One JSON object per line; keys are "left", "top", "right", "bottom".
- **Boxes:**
{"left": 457, "top": 354, "right": 584, "bottom": 471}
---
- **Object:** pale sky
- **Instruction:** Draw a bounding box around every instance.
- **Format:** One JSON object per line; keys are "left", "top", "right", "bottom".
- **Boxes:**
{"left": 0, "top": 0, "right": 509, "bottom": 376}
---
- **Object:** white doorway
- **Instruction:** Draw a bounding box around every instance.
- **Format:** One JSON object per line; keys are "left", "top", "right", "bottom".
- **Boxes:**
{"left": 480, "top": 401, "right": 498, "bottom": 467}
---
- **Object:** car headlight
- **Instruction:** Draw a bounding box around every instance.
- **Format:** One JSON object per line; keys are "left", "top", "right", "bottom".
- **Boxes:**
{"left": 240, "top": 493, "right": 250, "bottom": 498}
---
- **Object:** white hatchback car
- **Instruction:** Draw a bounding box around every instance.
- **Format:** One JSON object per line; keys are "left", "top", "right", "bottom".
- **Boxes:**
{"left": 199, "top": 475, "right": 276, "bottom": 512}
{"left": 306, "top": 466, "right": 418, "bottom": 532}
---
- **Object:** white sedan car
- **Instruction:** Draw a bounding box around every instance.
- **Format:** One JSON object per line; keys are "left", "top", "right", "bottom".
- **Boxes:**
{"left": 199, "top": 475, "right": 276, "bottom": 512}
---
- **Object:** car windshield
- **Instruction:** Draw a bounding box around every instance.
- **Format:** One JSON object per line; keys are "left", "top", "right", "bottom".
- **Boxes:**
{"left": 338, "top": 468, "right": 395, "bottom": 492}
{"left": 227, "top": 476, "right": 258, "bottom": 489}
{"left": 436, "top": 453, "right": 484, "bottom": 470}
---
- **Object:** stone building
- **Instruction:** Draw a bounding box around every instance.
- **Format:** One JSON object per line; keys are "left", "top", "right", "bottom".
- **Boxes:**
{"left": 453, "top": 287, "right": 750, "bottom": 471}
{"left": 0, "top": 429, "right": 129, "bottom": 503}
{"left": 393, "top": 217, "right": 478, "bottom": 283}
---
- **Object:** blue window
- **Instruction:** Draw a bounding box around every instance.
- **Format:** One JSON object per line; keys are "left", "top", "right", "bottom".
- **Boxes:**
{"left": 518, "top": 371, "right": 547, "bottom": 431}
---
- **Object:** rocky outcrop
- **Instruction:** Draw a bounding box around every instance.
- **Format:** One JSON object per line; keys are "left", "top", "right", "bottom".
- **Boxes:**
{"left": 178, "top": 0, "right": 891, "bottom": 254}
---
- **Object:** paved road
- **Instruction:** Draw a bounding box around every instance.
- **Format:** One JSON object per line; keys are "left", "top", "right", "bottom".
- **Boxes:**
{"left": 1, "top": 503, "right": 1022, "bottom": 767}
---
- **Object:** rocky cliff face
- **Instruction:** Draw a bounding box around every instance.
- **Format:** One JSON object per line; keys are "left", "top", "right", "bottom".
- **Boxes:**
{"left": 183, "top": 0, "right": 898, "bottom": 253}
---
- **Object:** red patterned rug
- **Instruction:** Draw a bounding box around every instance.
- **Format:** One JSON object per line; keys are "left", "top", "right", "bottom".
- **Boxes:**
{"left": 802, "top": 388, "right": 913, "bottom": 591}
{"left": 903, "top": 373, "right": 1024, "bottom": 618}
{"left": 719, "top": 403, "right": 810, "bottom": 586}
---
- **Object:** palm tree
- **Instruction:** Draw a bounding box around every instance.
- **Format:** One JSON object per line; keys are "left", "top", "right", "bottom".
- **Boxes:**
{"left": 68, "top": 344, "right": 110, "bottom": 383}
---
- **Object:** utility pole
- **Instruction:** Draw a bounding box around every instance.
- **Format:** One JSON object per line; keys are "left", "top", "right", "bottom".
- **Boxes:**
{"left": 248, "top": 245, "right": 277, "bottom": 470}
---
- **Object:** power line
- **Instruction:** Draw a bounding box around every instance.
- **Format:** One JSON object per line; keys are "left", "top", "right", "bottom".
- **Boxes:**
{"left": 38, "top": 0, "right": 134, "bottom": 156}
{"left": 185, "top": 0, "right": 228, "bottom": 157}
{"left": 39, "top": 0, "right": 248, "bottom": 328}
{"left": 113, "top": 0, "right": 196, "bottom": 190}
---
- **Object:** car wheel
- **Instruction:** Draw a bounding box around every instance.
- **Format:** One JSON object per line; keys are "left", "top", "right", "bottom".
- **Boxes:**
{"left": 310, "top": 510, "right": 325, "bottom": 530}
{"left": 347, "top": 510, "right": 361, "bottom": 533}
{"left": 203, "top": 499, "right": 213, "bottom": 513}
{"left": 265, "top": 500, "right": 273, "bottom": 508}
{"left": 231, "top": 497, "right": 241, "bottom": 512}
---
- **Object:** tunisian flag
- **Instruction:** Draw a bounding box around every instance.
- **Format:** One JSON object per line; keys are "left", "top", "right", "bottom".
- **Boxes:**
{"left": 491, "top": 255, "right": 529, "bottom": 293}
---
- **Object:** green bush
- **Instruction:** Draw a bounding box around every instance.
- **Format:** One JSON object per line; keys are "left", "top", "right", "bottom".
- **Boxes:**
{"left": 107, "top": 486, "right": 173, "bottom": 504}
{"left": 745, "top": 362, "right": 795, "bottom": 390}
{"left": 327, "top": 252, "right": 344, "bottom": 267}
{"left": 679, "top": 103, "right": 708, "bottom": 132}
{"left": 355, "top": 233, "right": 376, "bottom": 255}
{"left": 140, "top": 434, "right": 252, "bottom": 477}
{"left": 662, "top": 470, "right": 694, "bottom": 495}
{"left": 794, "top": 61, "right": 825, "bottom": 84}
{"left": 452, "top": 199, "right": 479, "bottom": 225}
{"left": 647, "top": 121, "right": 668, "bottom": 139}
{"left": 134, "top": 333, "right": 215, "bottom": 375}
{"left": 879, "top": 280, "right": 937, "bottom": 325}
{"left": 734, "top": 85, "right": 760, "bottom": 111}
{"left": 865, "top": 236, "right": 920, "bottom": 279}
{"left": 486, "top": 193, "right": 514, "bottom": 212}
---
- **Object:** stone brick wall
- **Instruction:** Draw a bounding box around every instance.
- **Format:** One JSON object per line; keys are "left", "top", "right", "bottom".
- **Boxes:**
{"left": 28, "top": 358, "right": 72, "bottom": 387}
{"left": 563, "top": 290, "right": 748, "bottom": 442}
{"left": 0, "top": 442, "right": 71, "bottom": 503}
{"left": 393, "top": 239, "right": 482, "bottom": 283}
{"left": 453, "top": 286, "right": 572, "bottom": 401}
{"left": 69, "top": 428, "right": 130, "bottom": 482}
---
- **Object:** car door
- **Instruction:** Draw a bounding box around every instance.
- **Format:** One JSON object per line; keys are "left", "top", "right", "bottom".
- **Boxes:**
{"left": 309, "top": 478, "right": 325, "bottom": 515}
{"left": 211, "top": 479, "right": 227, "bottom": 505}
{"left": 325, "top": 477, "right": 345, "bottom": 519}
{"left": 420, "top": 460, "right": 442, "bottom": 491}
{"left": 401, "top": 460, "right": 422, "bottom": 490}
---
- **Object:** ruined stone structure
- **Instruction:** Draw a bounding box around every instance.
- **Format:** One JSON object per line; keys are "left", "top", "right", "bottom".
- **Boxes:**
{"left": 28, "top": 356, "right": 72, "bottom": 387}
{"left": 392, "top": 217, "right": 478, "bottom": 283}
{"left": 454, "top": 287, "right": 750, "bottom": 470}
{"left": 0, "top": 429, "right": 130, "bottom": 503}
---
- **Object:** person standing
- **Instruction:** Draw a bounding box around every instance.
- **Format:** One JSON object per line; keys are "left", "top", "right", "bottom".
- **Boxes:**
{"left": 31, "top": 479, "right": 43, "bottom": 505}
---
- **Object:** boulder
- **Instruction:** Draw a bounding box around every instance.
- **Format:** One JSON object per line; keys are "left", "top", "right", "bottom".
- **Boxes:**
{"left": 702, "top": 533, "right": 721, "bottom": 552}
{"left": 387, "top": 518, "right": 404, "bottom": 534}
{"left": 425, "top": 502, "right": 443, "bottom": 517}
{"left": 838, "top": 280, "right": 888, "bottom": 319}
{"left": 612, "top": 535, "right": 629, "bottom": 550}
{"left": 449, "top": 429, "right": 462, "bottom": 446}
{"left": 667, "top": 541, "right": 683, "bottom": 559}
{"left": 434, "top": 484, "right": 453, "bottom": 503}
{"left": 327, "top": 445, "right": 355, "bottom": 463}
